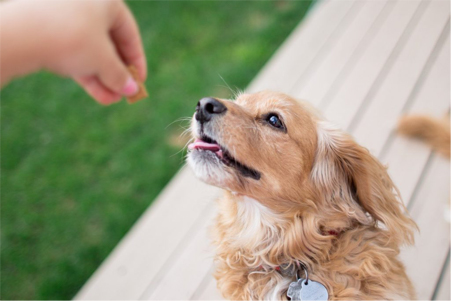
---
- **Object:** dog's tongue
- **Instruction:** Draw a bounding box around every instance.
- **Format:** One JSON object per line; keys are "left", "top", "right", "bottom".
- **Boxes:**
{"left": 188, "top": 138, "right": 220, "bottom": 151}
{"left": 188, "top": 139, "right": 223, "bottom": 158}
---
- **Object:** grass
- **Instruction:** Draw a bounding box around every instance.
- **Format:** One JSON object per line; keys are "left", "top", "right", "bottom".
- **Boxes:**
{"left": 1, "top": 1, "right": 313, "bottom": 299}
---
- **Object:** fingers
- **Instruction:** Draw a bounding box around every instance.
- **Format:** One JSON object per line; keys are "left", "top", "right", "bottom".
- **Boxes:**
{"left": 110, "top": 1, "right": 147, "bottom": 82}
{"left": 75, "top": 75, "right": 122, "bottom": 105}
{"left": 96, "top": 37, "right": 139, "bottom": 98}
{"left": 75, "top": 0, "right": 147, "bottom": 105}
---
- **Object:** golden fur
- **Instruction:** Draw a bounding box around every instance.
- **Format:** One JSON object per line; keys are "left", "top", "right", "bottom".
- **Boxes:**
{"left": 398, "top": 114, "right": 450, "bottom": 158}
{"left": 187, "top": 91, "right": 417, "bottom": 300}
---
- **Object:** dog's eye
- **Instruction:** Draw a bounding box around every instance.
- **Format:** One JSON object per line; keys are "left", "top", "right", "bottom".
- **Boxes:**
{"left": 266, "top": 114, "right": 284, "bottom": 129}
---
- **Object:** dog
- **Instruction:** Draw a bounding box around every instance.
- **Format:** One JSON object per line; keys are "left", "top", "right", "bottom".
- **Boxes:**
{"left": 187, "top": 91, "right": 417, "bottom": 300}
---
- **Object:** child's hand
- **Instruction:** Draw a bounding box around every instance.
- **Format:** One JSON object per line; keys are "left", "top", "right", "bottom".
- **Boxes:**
{"left": 0, "top": 0, "right": 147, "bottom": 105}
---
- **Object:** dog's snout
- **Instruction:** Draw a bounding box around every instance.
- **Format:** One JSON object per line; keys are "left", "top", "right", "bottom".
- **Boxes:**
{"left": 195, "top": 97, "right": 227, "bottom": 123}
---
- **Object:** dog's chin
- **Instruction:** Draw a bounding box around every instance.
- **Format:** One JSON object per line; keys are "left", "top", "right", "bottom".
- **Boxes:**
{"left": 187, "top": 149, "right": 233, "bottom": 188}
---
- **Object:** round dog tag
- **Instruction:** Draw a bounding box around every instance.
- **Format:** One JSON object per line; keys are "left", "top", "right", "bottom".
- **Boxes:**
{"left": 299, "top": 279, "right": 328, "bottom": 301}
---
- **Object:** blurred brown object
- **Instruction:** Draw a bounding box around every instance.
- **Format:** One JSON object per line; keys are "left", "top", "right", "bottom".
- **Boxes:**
{"left": 398, "top": 113, "right": 450, "bottom": 158}
{"left": 127, "top": 65, "right": 148, "bottom": 104}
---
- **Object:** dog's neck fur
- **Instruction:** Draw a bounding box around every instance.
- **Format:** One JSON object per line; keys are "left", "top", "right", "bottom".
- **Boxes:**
{"left": 213, "top": 192, "right": 415, "bottom": 300}
{"left": 232, "top": 194, "right": 285, "bottom": 252}
{"left": 215, "top": 192, "right": 331, "bottom": 271}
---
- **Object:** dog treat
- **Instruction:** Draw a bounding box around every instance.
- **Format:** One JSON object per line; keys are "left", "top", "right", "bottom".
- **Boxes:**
{"left": 126, "top": 65, "right": 148, "bottom": 104}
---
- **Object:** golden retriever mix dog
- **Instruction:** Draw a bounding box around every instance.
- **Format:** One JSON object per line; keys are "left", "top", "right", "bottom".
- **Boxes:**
{"left": 187, "top": 91, "right": 417, "bottom": 300}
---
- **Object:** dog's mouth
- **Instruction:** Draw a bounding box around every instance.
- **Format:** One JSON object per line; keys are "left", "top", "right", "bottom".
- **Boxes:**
{"left": 188, "top": 134, "right": 261, "bottom": 180}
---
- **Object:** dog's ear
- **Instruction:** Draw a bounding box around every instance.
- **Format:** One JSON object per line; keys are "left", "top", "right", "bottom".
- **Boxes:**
{"left": 311, "top": 121, "right": 416, "bottom": 245}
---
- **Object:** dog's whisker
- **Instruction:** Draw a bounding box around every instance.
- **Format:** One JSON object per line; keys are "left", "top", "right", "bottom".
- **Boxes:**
{"left": 180, "top": 128, "right": 192, "bottom": 138}
{"left": 165, "top": 117, "right": 192, "bottom": 130}
{"left": 217, "top": 74, "right": 235, "bottom": 98}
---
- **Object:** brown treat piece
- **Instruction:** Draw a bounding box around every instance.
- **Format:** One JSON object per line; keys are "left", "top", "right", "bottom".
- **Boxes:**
{"left": 126, "top": 65, "right": 148, "bottom": 104}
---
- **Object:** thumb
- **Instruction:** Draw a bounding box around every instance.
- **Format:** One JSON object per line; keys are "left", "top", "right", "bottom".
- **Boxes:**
{"left": 96, "top": 39, "right": 138, "bottom": 97}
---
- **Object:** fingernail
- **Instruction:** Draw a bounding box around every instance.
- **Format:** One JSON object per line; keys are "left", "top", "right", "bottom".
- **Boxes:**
{"left": 122, "top": 77, "right": 138, "bottom": 96}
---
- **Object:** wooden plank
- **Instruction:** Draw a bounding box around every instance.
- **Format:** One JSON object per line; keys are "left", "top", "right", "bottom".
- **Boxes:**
{"left": 141, "top": 205, "right": 217, "bottom": 299}
{"left": 195, "top": 274, "right": 223, "bottom": 300}
{"left": 351, "top": 0, "right": 450, "bottom": 155}
{"left": 322, "top": 0, "right": 425, "bottom": 126}
{"left": 247, "top": 0, "right": 358, "bottom": 93}
{"left": 435, "top": 258, "right": 451, "bottom": 300}
{"left": 292, "top": 0, "right": 391, "bottom": 105}
{"left": 382, "top": 38, "right": 450, "bottom": 205}
{"left": 387, "top": 138, "right": 432, "bottom": 207}
{"left": 74, "top": 167, "right": 221, "bottom": 300}
{"left": 401, "top": 154, "right": 450, "bottom": 300}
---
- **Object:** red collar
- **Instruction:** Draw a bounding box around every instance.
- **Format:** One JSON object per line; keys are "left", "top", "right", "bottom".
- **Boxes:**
{"left": 325, "top": 230, "right": 340, "bottom": 236}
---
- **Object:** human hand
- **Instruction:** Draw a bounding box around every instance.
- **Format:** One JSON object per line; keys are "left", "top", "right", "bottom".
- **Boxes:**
{"left": 0, "top": 0, "right": 147, "bottom": 105}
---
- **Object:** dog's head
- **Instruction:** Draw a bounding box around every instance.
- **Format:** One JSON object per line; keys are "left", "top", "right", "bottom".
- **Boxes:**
{"left": 188, "top": 91, "right": 317, "bottom": 201}
{"left": 187, "top": 91, "right": 415, "bottom": 244}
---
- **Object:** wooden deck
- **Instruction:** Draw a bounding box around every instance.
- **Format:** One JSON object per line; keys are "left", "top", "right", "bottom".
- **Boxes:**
{"left": 75, "top": 0, "right": 450, "bottom": 299}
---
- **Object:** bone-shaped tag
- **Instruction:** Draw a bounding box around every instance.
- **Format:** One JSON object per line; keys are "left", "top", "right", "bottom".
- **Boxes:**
{"left": 287, "top": 279, "right": 328, "bottom": 301}
{"left": 287, "top": 279, "right": 304, "bottom": 301}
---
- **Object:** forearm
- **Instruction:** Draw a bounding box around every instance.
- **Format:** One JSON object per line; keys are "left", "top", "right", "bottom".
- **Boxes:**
{"left": 1, "top": 1, "right": 46, "bottom": 86}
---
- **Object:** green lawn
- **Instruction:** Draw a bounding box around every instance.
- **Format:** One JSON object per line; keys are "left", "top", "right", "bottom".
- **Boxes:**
{"left": 1, "top": 1, "right": 313, "bottom": 299}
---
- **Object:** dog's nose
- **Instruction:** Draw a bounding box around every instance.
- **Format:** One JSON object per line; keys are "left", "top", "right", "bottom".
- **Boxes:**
{"left": 195, "top": 97, "right": 227, "bottom": 123}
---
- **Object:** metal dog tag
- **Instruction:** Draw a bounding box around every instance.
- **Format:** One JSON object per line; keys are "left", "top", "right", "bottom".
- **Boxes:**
{"left": 287, "top": 261, "right": 328, "bottom": 301}
{"left": 287, "top": 279, "right": 328, "bottom": 301}
{"left": 299, "top": 280, "right": 328, "bottom": 301}
{"left": 287, "top": 278, "right": 305, "bottom": 301}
